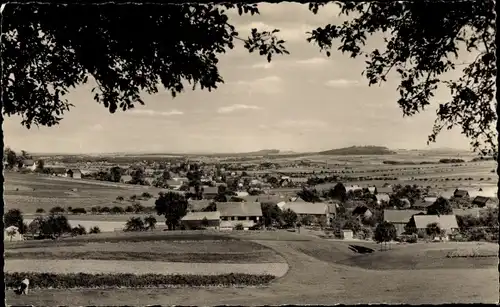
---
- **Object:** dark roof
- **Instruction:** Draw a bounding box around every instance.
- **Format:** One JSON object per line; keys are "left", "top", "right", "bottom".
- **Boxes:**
{"left": 412, "top": 199, "right": 434, "bottom": 209}
{"left": 352, "top": 206, "right": 371, "bottom": 215}
{"left": 472, "top": 196, "right": 491, "bottom": 205}
{"left": 203, "top": 186, "right": 219, "bottom": 194}
{"left": 22, "top": 159, "right": 34, "bottom": 166}
{"left": 454, "top": 189, "right": 469, "bottom": 197}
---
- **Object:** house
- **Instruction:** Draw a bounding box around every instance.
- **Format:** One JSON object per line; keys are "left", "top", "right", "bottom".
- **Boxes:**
{"left": 352, "top": 205, "right": 373, "bottom": 220}
{"left": 203, "top": 186, "right": 219, "bottom": 199}
{"left": 188, "top": 200, "right": 212, "bottom": 212}
{"left": 472, "top": 196, "right": 496, "bottom": 208}
{"left": 346, "top": 185, "right": 363, "bottom": 193}
{"left": 216, "top": 202, "right": 263, "bottom": 230}
{"left": 453, "top": 189, "right": 470, "bottom": 198}
{"left": 383, "top": 209, "right": 425, "bottom": 236}
{"left": 66, "top": 169, "right": 82, "bottom": 179}
{"left": 180, "top": 211, "right": 221, "bottom": 230}
{"left": 282, "top": 201, "right": 329, "bottom": 226}
{"left": 413, "top": 214, "right": 459, "bottom": 240}
{"left": 4, "top": 226, "right": 24, "bottom": 241}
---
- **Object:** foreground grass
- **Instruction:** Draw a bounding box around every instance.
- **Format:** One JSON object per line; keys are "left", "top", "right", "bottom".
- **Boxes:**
{"left": 5, "top": 272, "right": 275, "bottom": 289}
{"left": 5, "top": 250, "right": 283, "bottom": 263}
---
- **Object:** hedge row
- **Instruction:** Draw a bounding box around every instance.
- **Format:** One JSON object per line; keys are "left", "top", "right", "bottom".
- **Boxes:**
{"left": 5, "top": 272, "right": 275, "bottom": 289}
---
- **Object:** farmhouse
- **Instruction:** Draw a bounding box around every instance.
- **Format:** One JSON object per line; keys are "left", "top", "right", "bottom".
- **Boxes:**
{"left": 21, "top": 159, "right": 35, "bottom": 170}
{"left": 282, "top": 201, "right": 329, "bottom": 225}
{"left": 216, "top": 202, "right": 263, "bottom": 230}
{"left": 383, "top": 209, "right": 425, "bottom": 236}
{"left": 413, "top": 214, "right": 459, "bottom": 240}
{"left": 472, "top": 196, "right": 496, "bottom": 208}
{"left": 180, "top": 211, "right": 221, "bottom": 230}
{"left": 453, "top": 189, "right": 470, "bottom": 198}
{"left": 66, "top": 169, "right": 82, "bottom": 179}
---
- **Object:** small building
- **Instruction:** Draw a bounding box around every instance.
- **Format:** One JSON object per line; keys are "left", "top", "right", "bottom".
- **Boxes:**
{"left": 4, "top": 226, "right": 23, "bottom": 241}
{"left": 453, "top": 189, "right": 470, "bottom": 199}
{"left": 341, "top": 229, "right": 354, "bottom": 240}
{"left": 376, "top": 193, "right": 390, "bottom": 204}
{"left": 21, "top": 159, "right": 35, "bottom": 170}
{"left": 166, "top": 180, "right": 183, "bottom": 190}
{"left": 181, "top": 211, "right": 221, "bottom": 230}
{"left": 472, "top": 196, "right": 496, "bottom": 208}
{"left": 383, "top": 209, "right": 425, "bottom": 236}
{"left": 413, "top": 214, "right": 459, "bottom": 240}
{"left": 120, "top": 175, "right": 133, "bottom": 183}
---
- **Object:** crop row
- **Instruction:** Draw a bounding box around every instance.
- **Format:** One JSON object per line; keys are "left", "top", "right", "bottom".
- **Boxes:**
{"left": 5, "top": 272, "right": 275, "bottom": 289}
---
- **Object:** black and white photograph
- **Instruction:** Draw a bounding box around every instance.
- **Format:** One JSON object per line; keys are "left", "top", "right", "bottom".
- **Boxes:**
{"left": 2, "top": 1, "right": 498, "bottom": 305}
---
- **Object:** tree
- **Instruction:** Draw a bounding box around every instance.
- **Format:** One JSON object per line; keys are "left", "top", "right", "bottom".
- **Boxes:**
{"left": 327, "top": 182, "right": 347, "bottom": 202}
{"left": 234, "top": 223, "right": 244, "bottom": 230}
{"left": 374, "top": 221, "right": 397, "bottom": 250}
{"left": 71, "top": 224, "right": 87, "bottom": 236}
{"left": 4, "top": 209, "right": 25, "bottom": 234}
{"left": 129, "top": 167, "right": 146, "bottom": 185}
{"left": 426, "top": 222, "right": 442, "bottom": 240}
{"left": 3, "top": 147, "right": 17, "bottom": 169}
{"left": 144, "top": 215, "right": 157, "bottom": 231}
{"left": 202, "top": 202, "right": 217, "bottom": 212}
{"left": 124, "top": 217, "right": 145, "bottom": 232}
{"left": 109, "top": 166, "right": 122, "bottom": 183}
{"left": 296, "top": 188, "right": 322, "bottom": 203}
{"left": 154, "top": 191, "right": 188, "bottom": 230}
{"left": 213, "top": 186, "right": 228, "bottom": 202}
{"left": 34, "top": 159, "right": 44, "bottom": 172}
{"left": 282, "top": 209, "right": 298, "bottom": 228}
{"left": 261, "top": 202, "right": 282, "bottom": 227}
{"left": 308, "top": 1, "right": 496, "bottom": 155}
{"left": 427, "top": 197, "right": 453, "bottom": 215}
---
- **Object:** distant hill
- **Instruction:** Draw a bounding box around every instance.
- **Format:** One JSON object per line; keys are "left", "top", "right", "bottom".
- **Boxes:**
{"left": 317, "top": 146, "right": 396, "bottom": 156}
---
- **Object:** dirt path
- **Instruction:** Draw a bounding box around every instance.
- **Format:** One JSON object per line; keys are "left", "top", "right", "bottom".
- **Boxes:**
{"left": 6, "top": 239, "right": 499, "bottom": 306}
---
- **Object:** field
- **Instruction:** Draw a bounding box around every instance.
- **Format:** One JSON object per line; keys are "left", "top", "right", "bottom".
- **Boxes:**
{"left": 6, "top": 231, "right": 498, "bottom": 305}
{"left": 4, "top": 172, "right": 161, "bottom": 214}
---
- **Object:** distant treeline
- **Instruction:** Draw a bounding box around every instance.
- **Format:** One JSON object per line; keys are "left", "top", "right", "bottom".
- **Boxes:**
{"left": 382, "top": 158, "right": 465, "bottom": 165}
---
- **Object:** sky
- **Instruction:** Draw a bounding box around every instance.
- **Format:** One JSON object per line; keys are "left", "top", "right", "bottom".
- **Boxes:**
{"left": 4, "top": 3, "right": 478, "bottom": 154}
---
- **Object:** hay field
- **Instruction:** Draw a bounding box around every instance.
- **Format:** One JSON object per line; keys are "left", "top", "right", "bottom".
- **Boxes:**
{"left": 4, "top": 172, "right": 160, "bottom": 213}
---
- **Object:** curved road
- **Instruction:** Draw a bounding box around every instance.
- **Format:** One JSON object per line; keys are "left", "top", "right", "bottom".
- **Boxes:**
{"left": 6, "top": 239, "right": 499, "bottom": 305}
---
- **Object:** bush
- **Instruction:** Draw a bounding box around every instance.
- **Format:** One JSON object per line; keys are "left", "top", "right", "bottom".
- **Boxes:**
{"left": 125, "top": 205, "right": 135, "bottom": 213}
{"left": 71, "top": 224, "right": 87, "bottom": 236}
{"left": 4, "top": 272, "right": 275, "bottom": 289}
{"left": 124, "top": 217, "right": 146, "bottom": 232}
{"left": 116, "top": 196, "right": 124, "bottom": 201}
{"left": 111, "top": 206, "right": 125, "bottom": 214}
{"left": 89, "top": 226, "right": 101, "bottom": 234}
{"left": 99, "top": 206, "right": 111, "bottom": 214}
{"left": 133, "top": 203, "right": 145, "bottom": 213}
{"left": 91, "top": 206, "right": 100, "bottom": 214}
{"left": 35, "top": 208, "right": 45, "bottom": 214}
{"left": 234, "top": 223, "right": 244, "bottom": 230}
{"left": 70, "top": 207, "right": 87, "bottom": 214}
{"left": 141, "top": 192, "right": 153, "bottom": 199}
{"left": 49, "top": 206, "right": 65, "bottom": 214}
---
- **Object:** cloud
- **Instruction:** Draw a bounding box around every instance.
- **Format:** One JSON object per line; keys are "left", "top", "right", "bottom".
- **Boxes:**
{"left": 325, "top": 79, "right": 360, "bottom": 88}
{"left": 278, "top": 119, "right": 329, "bottom": 129}
{"left": 233, "top": 75, "right": 283, "bottom": 94}
{"left": 217, "top": 104, "right": 262, "bottom": 114}
{"left": 128, "top": 109, "right": 184, "bottom": 116}
{"left": 295, "top": 57, "right": 329, "bottom": 65}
